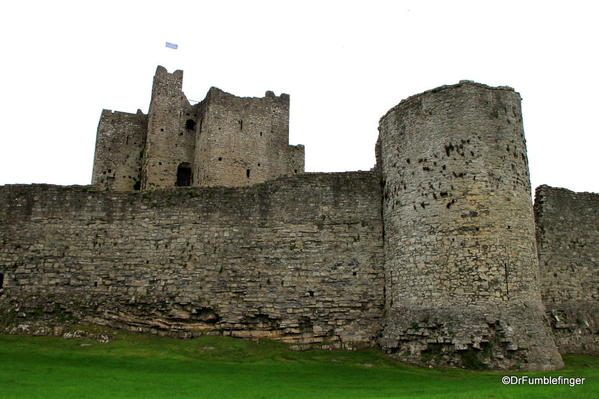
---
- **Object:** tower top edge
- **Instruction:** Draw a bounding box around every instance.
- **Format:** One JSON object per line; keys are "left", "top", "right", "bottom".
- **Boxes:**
{"left": 379, "top": 81, "right": 520, "bottom": 125}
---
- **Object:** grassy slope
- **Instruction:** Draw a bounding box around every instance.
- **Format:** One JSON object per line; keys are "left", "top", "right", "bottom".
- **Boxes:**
{"left": 0, "top": 330, "right": 596, "bottom": 399}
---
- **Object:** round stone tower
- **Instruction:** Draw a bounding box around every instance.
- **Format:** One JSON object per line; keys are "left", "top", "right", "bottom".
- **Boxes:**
{"left": 377, "top": 81, "right": 563, "bottom": 370}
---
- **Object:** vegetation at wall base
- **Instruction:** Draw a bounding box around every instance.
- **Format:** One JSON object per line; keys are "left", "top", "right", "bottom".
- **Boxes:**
{"left": 0, "top": 329, "right": 597, "bottom": 399}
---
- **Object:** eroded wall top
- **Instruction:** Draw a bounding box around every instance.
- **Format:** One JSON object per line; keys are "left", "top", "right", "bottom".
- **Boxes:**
{"left": 92, "top": 66, "right": 305, "bottom": 191}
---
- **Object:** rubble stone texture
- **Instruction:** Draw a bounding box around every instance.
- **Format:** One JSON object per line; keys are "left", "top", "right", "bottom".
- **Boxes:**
{"left": 535, "top": 185, "right": 599, "bottom": 355}
{"left": 0, "top": 173, "right": 384, "bottom": 348}
{"left": 92, "top": 66, "right": 304, "bottom": 191}
{"left": 1, "top": 69, "right": 597, "bottom": 371}
{"left": 377, "top": 82, "right": 563, "bottom": 370}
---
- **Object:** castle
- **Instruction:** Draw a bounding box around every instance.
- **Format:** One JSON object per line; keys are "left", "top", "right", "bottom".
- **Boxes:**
{"left": 92, "top": 66, "right": 304, "bottom": 191}
{"left": 0, "top": 66, "right": 597, "bottom": 371}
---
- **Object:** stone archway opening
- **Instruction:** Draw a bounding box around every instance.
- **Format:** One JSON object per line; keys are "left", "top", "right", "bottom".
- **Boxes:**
{"left": 176, "top": 163, "right": 192, "bottom": 187}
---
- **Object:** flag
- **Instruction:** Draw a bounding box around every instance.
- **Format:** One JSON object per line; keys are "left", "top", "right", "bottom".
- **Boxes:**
{"left": 165, "top": 42, "right": 178, "bottom": 49}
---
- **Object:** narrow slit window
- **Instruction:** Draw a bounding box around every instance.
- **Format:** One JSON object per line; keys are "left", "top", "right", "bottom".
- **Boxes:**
{"left": 0, "top": 273, "right": 4, "bottom": 290}
{"left": 246, "top": 169, "right": 251, "bottom": 178}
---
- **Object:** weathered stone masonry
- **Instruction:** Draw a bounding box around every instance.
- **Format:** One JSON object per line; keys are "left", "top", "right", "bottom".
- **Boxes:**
{"left": 377, "top": 82, "right": 562, "bottom": 370}
{"left": 1, "top": 71, "right": 598, "bottom": 371}
{"left": 535, "top": 185, "right": 599, "bottom": 355}
{"left": 92, "top": 66, "right": 304, "bottom": 191}
{"left": 0, "top": 173, "right": 384, "bottom": 348}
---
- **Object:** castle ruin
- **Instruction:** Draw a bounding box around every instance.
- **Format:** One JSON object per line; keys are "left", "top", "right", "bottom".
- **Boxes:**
{"left": 92, "top": 66, "right": 304, "bottom": 191}
{"left": 1, "top": 67, "right": 597, "bottom": 371}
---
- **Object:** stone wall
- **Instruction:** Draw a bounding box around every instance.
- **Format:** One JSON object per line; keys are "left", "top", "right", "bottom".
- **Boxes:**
{"left": 92, "top": 66, "right": 305, "bottom": 191}
{"left": 377, "top": 81, "right": 562, "bottom": 370}
{"left": 287, "top": 145, "right": 305, "bottom": 176}
{"left": 3, "top": 76, "right": 597, "bottom": 372}
{"left": 91, "top": 110, "right": 147, "bottom": 191}
{"left": 0, "top": 172, "right": 384, "bottom": 348}
{"left": 535, "top": 185, "right": 599, "bottom": 354}
{"left": 141, "top": 67, "right": 197, "bottom": 190}
{"left": 194, "top": 88, "right": 299, "bottom": 187}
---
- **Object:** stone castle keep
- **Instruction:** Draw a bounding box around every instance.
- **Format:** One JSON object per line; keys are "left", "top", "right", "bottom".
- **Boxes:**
{"left": 92, "top": 66, "right": 304, "bottom": 191}
{"left": 1, "top": 66, "right": 597, "bottom": 371}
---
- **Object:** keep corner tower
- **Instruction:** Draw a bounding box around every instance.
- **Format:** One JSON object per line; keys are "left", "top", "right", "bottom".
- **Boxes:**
{"left": 91, "top": 66, "right": 305, "bottom": 191}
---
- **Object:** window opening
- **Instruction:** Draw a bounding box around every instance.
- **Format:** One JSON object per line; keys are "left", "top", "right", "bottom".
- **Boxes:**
{"left": 185, "top": 119, "right": 196, "bottom": 131}
{"left": 246, "top": 169, "right": 251, "bottom": 178}
{"left": 176, "top": 163, "right": 192, "bottom": 186}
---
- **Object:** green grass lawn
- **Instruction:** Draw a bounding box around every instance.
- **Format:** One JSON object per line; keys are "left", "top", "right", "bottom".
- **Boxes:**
{"left": 0, "top": 329, "right": 596, "bottom": 399}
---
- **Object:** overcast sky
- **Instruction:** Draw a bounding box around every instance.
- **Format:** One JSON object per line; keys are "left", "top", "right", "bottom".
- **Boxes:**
{"left": 1, "top": 0, "right": 597, "bottom": 193}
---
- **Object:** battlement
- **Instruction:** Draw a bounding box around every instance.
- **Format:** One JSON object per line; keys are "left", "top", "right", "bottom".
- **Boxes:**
{"left": 207, "top": 87, "right": 290, "bottom": 102}
{"left": 153, "top": 65, "right": 183, "bottom": 89}
{"left": 93, "top": 66, "right": 303, "bottom": 191}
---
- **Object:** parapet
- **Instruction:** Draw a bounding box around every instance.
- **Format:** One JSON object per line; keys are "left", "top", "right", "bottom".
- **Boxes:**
{"left": 205, "top": 86, "right": 290, "bottom": 106}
